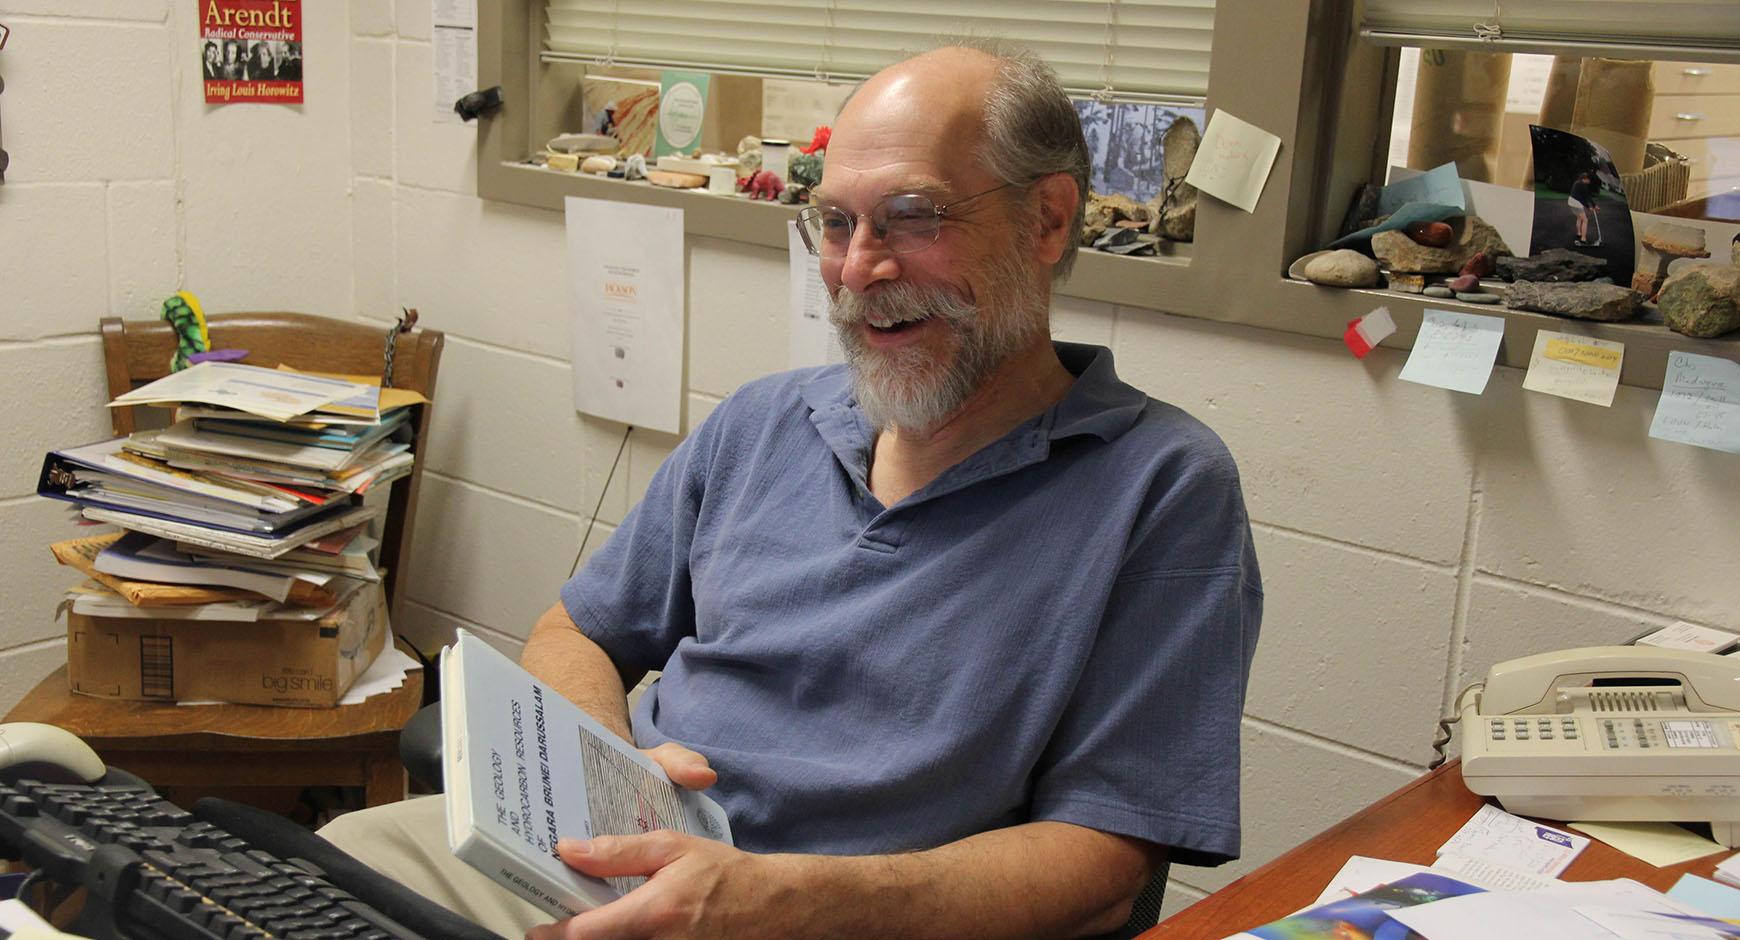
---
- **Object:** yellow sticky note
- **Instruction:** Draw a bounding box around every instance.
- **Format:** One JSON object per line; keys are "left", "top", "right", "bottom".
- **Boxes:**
{"left": 1568, "top": 820, "right": 1727, "bottom": 868}
{"left": 1522, "top": 330, "right": 1624, "bottom": 407}
{"left": 1544, "top": 338, "right": 1622, "bottom": 370}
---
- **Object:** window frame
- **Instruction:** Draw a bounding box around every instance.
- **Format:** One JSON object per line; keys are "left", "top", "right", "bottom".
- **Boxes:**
{"left": 476, "top": 0, "right": 1740, "bottom": 392}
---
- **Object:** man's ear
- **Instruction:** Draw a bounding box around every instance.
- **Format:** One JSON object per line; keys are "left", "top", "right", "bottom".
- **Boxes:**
{"left": 1029, "top": 172, "right": 1081, "bottom": 267}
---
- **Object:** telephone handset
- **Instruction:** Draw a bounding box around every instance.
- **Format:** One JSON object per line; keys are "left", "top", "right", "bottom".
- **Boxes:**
{"left": 0, "top": 722, "right": 105, "bottom": 785}
{"left": 1461, "top": 646, "right": 1740, "bottom": 846}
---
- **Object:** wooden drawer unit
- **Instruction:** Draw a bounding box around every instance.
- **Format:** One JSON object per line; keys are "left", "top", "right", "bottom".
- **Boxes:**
{"left": 1650, "top": 94, "right": 1740, "bottom": 141}
{"left": 1651, "top": 62, "right": 1740, "bottom": 96}
{"left": 1655, "top": 135, "right": 1740, "bottom": 184}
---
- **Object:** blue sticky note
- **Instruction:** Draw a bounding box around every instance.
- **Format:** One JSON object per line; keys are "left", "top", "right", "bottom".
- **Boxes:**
{"left": 1669, "top": 873, "right": 1740, "bottom": 919}
{"left": 1399, "top": 309, "right": 1506, "bottom": 395}
{"left": 1381, "top": 162, "right": 1467, "bottom": 215}
{"left": 1650, "top": 352, "right": 1740, "bottom": 454}
{"left": 1328, "top": 201, "right": 1465, "bottom": 252}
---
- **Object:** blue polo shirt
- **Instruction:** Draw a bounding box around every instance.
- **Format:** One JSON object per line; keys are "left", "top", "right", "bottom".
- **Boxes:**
{"left": 562, "top": 342, "right": 1261, "bottom": 866}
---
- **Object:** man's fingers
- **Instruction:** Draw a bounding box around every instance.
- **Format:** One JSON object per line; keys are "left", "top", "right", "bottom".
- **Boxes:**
{"left": 644, "top": 742, "right": 718, "bottom": 789}
{"left": 557, "top": 831, "right": 687, "bottom": 879}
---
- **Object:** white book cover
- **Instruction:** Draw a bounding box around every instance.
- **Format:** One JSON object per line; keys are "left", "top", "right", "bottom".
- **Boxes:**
{"left": 442, "top": 630, "right": 732, "bottom": 920}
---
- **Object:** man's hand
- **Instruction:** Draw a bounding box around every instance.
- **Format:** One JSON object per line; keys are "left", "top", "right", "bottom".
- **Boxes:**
{"left": 525, "top": 832, "right": 781, "bottom": 940}
{"left": 640, "top": 742, "right": 716, "bottom": 791}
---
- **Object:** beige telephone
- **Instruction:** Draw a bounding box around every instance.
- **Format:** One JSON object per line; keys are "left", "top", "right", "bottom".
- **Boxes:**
{"left": 1460, "top": 645, "right": 1740, "bottom": 846}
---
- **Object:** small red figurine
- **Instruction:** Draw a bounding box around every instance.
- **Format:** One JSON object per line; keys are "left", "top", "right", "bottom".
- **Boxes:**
{"left": 799, "top": 126, "right": 830, "bottom": 155}
{"left": 740, "top": 170, "right": 785, "bottom": 201}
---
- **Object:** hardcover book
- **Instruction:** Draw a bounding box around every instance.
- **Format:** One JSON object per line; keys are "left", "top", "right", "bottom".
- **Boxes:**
{"left": 442, "top": 630, "right": 732, "bottom": 919}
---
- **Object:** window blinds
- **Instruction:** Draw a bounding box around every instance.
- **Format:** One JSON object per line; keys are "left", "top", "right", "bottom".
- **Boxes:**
{"left": 1361, "top": 0, "right": 1740, "bottom": 64}
{"left": 541, "top": 0, "right": 1215, "bottom": 101}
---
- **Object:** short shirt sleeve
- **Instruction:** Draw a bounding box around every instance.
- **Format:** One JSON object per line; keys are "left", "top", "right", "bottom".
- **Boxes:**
{"left": 1029, "top": 448, "right": 1262, "bottom": 867}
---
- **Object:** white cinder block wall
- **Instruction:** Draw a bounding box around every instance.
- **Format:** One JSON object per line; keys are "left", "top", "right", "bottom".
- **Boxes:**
{"left": 4, "top": 2, "right": 1739, "bottom": 917}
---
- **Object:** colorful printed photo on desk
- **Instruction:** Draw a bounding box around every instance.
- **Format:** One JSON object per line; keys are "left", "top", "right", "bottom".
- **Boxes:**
{"left": 1233, "top": 871, "right": 1484, "bottom": 940}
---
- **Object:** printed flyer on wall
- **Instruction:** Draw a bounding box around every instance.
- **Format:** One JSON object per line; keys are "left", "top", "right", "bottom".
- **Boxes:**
{"left": 200, "top": 0, "right": 304, "bottom": 105}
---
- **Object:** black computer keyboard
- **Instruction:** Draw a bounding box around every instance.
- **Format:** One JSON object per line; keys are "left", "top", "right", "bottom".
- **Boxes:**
{"left": 0, "top": 779, "right": 423, "bottom": 940}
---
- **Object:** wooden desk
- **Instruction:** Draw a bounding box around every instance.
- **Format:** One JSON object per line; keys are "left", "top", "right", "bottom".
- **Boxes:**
{"left": 3, "top": 659, "right": 423, "bottom": 808}
{"left": 1144, "top": 761, "right": 1729, "bottom": 938}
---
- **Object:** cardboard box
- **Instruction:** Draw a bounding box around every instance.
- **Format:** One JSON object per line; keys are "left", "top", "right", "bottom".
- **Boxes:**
{"left": 67, "top": 582, "right": 387, "bottom": 708}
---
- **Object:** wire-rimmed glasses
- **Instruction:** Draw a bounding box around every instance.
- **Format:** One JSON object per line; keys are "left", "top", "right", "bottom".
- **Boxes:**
{"left": 795, "top": 182, "right": 1013, "bottom": 257}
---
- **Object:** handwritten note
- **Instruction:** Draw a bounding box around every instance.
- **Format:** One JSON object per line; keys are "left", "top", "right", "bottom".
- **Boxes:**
{"left": 1184, "top": 109, "right": 1282, "bottom": 213}
{"left": 1521, "top": 330, "right": 1624, "bottom": 406}
{"left": 1649, "top": 352, "right": 1740, "bottom": 454}
{"left": 1437, "top": 804, "right": 1589, "bottom": 876}
{"left": 1398, "top": 309, "right": 1506, "bottom": 395}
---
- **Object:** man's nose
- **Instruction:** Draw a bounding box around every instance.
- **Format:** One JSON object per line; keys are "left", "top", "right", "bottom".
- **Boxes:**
{"left": 837, "top": 219, "right": 900, "bottom": 294}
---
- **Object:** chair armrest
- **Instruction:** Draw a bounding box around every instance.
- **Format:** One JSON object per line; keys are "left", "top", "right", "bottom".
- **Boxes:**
{"left": 399, "top": 702, "right": 444, "bottom": 794}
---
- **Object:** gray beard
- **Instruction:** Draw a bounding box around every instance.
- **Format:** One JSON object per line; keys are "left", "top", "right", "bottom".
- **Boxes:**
{"left": 828, "top": 252, "right": 1048, "bottom": 433}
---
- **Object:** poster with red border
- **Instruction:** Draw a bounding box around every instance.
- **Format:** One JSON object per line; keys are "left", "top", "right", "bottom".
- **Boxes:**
{"left": 200, "top": 0, "right": 303, "bottom": 104}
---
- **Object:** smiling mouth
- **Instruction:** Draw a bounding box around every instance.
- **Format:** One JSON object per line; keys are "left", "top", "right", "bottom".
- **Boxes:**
{"left": 866, "top": 313, "right": 931, "bottom": 335}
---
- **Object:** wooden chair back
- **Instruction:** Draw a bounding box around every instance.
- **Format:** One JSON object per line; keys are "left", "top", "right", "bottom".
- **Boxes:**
{"left": 98, "top": 313, "right": 443, "bottom": 622}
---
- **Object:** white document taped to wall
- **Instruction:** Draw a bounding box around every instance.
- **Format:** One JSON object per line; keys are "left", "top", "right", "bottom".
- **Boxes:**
{"left": 566, "top": 196, "right": 686, "bottom": 434}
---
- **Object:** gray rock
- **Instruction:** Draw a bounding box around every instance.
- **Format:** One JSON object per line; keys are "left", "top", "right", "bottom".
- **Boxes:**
{"left": 1151, "top": 116, "right": 1200, "bottom": 242}
{"left": 1093, "top": 226, "right": 1139, "bottom": 249}
{"left": 1504, "top": 280, "right": 1642, "bottom": 322}
{"left": 1302, "top": 249, "right": 1380, "bottom": 288}
{"left": 1668, "top": 257, "right": 1722, "bottom": 278}
{"left": 1386, "top": 273, "right": 1426, "bottom": 293}
{"left": 1423, "top": 286, "right": 1454, "bottom": 297}
{"left": 1496, "top": 249, "right": 1607, "bottom": 283}
{"left": 1455, "top": 291, "right": 1501, "bottom": 304}
{"left": 1372, "top": 215, "right": 1510, "bottom": 274}
{"left": 1659, "top": 265, "right": 1740, "bottom": 338}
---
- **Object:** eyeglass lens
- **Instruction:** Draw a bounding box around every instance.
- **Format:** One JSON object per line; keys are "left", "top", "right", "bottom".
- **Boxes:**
{"left": 800, "top": 193, "right": 943, "bottom": 257}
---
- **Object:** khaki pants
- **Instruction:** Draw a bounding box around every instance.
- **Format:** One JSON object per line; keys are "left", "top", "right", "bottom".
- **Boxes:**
{"left": 317, "top": 795, "right": 581, "bottom": 939}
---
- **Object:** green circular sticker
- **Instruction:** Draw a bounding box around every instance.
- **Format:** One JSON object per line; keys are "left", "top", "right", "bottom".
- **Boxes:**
{"left": 660, "top": 81, "right": 705, "bottom": 151}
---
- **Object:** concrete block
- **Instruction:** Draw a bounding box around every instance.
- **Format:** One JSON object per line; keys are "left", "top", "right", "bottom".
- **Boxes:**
{"left": 1458, "top": 577, "right": 1660, "bottom": 692}
{"left": 351, "top": 39, "right": 395, "bottom": 179}
{"left": 397, "top": 0, "right": 432, "bottom": 41}
{"left": 686, "top": 237, "right": 792, "bottom": 397}
{"left": 687, "top": 393, "right": 722, "bottom": 435}
{"left": 626, "top": 428, "right": 683, "bottom": 511}
{"left": 107, "top": 181, "right": 180, "bottom": 320}
{"left": 1050, "top": 295, "right": 1114, "bottom": 348}
{"left": 1114, "top": 313, "right": 1474, "bottom": 564}
{"left": 404, "top": 475, "right": 583, "bottom": 632}
{"left": 351, "top": 178, "right": 396, "bottom": 317}
{"left": 3, "top": 1, "right": 166, "bottom": 19}
{"left": 1478, "top": 372, "right": 1740, "bottom": 624}
{"left": 1169, "top": 722, "right": 1415, "bottom": 896}
{"left": 422, "top": 338, "right": 631, "bottom": 520}
{"left": 0, "top": 643, "right": 71, "bottom": 717}
{"left": 351, "top": 0, "right": 396, "bottom": 37}
{"left": 0, "top": 185, "right": 108, "bottom": 340}
{"left": 396, "top": 600, "right": 518, "bottom": 667}
{"left": 394, "top": 41, "right": 477, "bottom": 195}
{"left": 393, "top": 188, "right": 569, "bottom": 354}
{"left": 1, "top": 21, "right": 174, "bottom": 182}
{"left": 1244, "top": 528, "right": 1459, "bottom": 763}
{"left": 0, "top": 340, "right": 110, "bottom": 499}
{"left": 0, "top": 502, "right": 114, "bottom": 648}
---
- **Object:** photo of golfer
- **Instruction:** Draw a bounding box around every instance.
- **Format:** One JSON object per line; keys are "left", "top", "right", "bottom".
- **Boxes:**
{"left": 1528, "top": 125, "right": 1635, "bottom": 285}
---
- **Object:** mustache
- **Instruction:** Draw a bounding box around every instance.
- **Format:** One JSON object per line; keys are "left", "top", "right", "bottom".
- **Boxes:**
{"left": 828, "top": 281, "right": 974, "bottom": 330}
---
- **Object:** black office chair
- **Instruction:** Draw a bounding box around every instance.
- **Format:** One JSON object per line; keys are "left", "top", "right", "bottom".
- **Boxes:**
{"left": 398, "top": 703, "right": 1171, "bottom": 936}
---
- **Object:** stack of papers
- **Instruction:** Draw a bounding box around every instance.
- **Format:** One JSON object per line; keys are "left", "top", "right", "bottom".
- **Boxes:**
{"left": 38, "top": 362, "right": 422, "bottom": 625}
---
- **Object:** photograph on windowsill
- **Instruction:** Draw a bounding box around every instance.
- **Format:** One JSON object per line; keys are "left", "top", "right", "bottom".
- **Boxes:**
{"left": 1293, "top": 49, "right": 1740, "bottom": 342}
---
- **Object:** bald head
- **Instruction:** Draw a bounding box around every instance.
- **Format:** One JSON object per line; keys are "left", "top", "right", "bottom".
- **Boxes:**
{"left": 836, "top": 47, "right": 1003, "bottom": 157}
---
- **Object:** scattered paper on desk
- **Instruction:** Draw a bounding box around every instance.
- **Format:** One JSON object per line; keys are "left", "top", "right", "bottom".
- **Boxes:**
{"left": 1184, "top": 109, "right": 1281, "bottom": 213}
{"left": 1398, "top": 309, "right": 1506, "bottom": 395}
{"left": 339, "top": 647, "right": 422, "bottom": 705}
{"left": 1431, "top": 852, "right": 1559, "bottom": 891}
{"left": 1669, "top": 873, "right": 1740, "bottom": 920}
{"left": 1714, "top": 851, "right": 1740, "bottom": 888}
{"left": 1310, "top": 855, "right": 1438, "bottom": 904}
{"left": 1569, "top": 820, "right": 1727, "bottom": 868}
{"left": 1438, "top": 804, "right": 1589, "bottom": 876}
{"left": 1523, "top": 330, "right": 1624, "bottom": 407}
{"left": 1576, "top": 903, "right": 1740, "bottom": 940}
{"left": 1228, "top": 871, "right": 1484, "bottom": 940}
{"left": 1379, "top": 161, "right": 1466, "bottom": 215}
{"left": 1343, "top": 307, "right": 1395, "bottom": 359}
{"left": 1639, "top": 621, "right": 1740, "bottom": 654}
{"left": 1389, "top": 879, "right": 1680, "bottom": 940}
{"left": 1650, "top": 352, "right": 1740, "bottom": 454}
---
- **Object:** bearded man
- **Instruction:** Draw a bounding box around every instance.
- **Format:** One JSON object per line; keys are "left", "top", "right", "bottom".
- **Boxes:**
{"left": 322, "top": 41, "right": 1261, "bottom": 940}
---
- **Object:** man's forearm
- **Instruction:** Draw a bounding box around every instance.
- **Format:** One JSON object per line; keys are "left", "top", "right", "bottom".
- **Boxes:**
{"left": 521, "top": 602, "right": 635, "bottom": 740}
{"left": 763, "top": 821, "right": 1161, "bottom": 940}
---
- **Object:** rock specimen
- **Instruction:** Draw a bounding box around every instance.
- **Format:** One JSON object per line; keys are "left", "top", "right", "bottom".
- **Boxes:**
{"left": 1423, "top": 286, "right": 1454, "bottom": 297}
{"left": 1496, "top": 248, "right": 1607, "bottom": 283}
{"left": 1082, "top": 193, "right": 1152, "bottom": 246}
{"left": 1386, "top": 273, "right": 1426, "bottom": 293}
{"left": 1447, "top": 273, "right": 1479, "bottom": 292}
{"left": 1456, "top": 291, "right": 1500, "bottom": 304}
{"left": 1151, "top": 116, "right": 1200, "bottom": 242}
{"left": 1634, "top": 222, "right": 1710, "bottom": 299}
{"left": 1504, "top": 281, "right": 1642, "bottom": 321}
{"left": 1659, "top": 265, "right": 1740, "bottom": 338}
{"left": 1460, "top": 250, "right": 1495, "bottom": 278}
{"left": 1405, "top": 221, "right": 1453, "bottom": 247}
{"left": 1302, "top": 249, "right": 1380, "bottom": 287}
{"left": 1373, "top": 215, "right": 1510, "bottom": 273}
